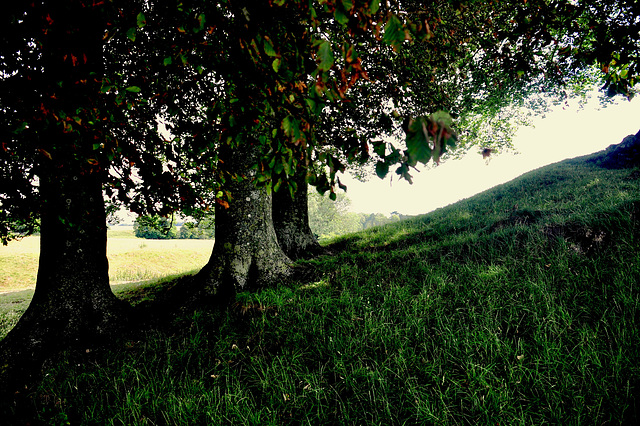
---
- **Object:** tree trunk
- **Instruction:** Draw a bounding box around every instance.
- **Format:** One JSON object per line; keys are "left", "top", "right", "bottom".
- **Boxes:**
{"left": 0, "top": 163, "right": 129, "bottom": 387}
{"left": 0, "top": 2, "right": 128, "bottom": 389}
{"left": 199, "top": 142, "right": 292, "bottom": 297}
{"left": 272, "top": 160, "right": 323, "bottom": 259}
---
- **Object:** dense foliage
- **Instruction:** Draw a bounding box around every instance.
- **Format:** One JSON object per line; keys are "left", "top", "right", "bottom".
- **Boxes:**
{"left": 133, "top": 215, "right": 178, "bottom": 240}
{"left": 4, "top": 0, "right": 638, "bottom": 242}
{"left": 178, "top": 216, "right": 215, "bottom": 240}
{"left": 132, "top": 214, "right": 215, "bottom": 240}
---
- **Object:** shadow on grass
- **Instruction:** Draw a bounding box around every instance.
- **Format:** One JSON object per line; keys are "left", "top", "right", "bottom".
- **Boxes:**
{"left": 0, "top": 289, "right": 34, "bottom": 315}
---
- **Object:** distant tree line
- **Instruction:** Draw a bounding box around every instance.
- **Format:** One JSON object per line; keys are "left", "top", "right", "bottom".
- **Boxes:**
{"left": 308, "top": 191, "right": 411, "bottom": 242}
{"left": 133, "top": 215, "right": 214, "bottom": 240}
{"left": 133, "top": 193, "right": 403, "bottom": 242}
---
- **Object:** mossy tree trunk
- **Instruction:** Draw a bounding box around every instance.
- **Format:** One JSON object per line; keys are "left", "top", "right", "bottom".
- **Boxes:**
{"left": 199, "top": 142, "right": 292, "bottom": 297}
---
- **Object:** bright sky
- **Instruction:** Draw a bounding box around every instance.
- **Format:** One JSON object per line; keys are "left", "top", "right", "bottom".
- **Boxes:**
{"left": 342, "top": 92, "right": 640, "bottom": 216}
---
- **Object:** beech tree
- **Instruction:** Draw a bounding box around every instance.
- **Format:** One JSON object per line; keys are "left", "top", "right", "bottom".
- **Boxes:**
{"left": 43, "top": 0, "right": 640, "bottom": 296}
{"left": 114, "top": 1, "right": 435, "bottom": 294}
{"left": 0, "top": 0, "right": 198, "bottom": 381}
{"left": 273, "top": 149, "right": 324, "bottom": 260}
{"left": 0, "top": 1, "right": 132, "bottom": 380}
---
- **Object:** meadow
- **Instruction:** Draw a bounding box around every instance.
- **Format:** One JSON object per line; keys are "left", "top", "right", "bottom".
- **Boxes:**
{"left": 0, "top": 229, "right": 214, "bottom": 293}
{"left": 0, "top": 231, "right": 213, "bottom": 342}
{"left": 1, "top": 155, "right": 639, "bottom": 424}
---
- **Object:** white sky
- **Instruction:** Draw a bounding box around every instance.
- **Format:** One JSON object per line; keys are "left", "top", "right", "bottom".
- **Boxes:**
{"left": 342, "top": 93, "right": 640, "bottom": 216}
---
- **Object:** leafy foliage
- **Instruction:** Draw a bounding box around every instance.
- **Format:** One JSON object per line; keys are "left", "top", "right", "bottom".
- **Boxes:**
{"left": 133, "top": 215, "right": 177, "bottom": 240}
{"left": 178, "top": 216, "right": 215, "bottom": 240}
{"left": 2, "top": 0, "right": 639, "bottom": 240}
{"left": 132, "top": 214, "right": 215, "bottom": 240}
{"left": 308, "top": 191, "right": 410, "bottom": 242}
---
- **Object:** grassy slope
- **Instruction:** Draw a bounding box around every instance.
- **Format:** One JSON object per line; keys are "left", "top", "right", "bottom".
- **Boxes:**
{"left": 2, "top": 157, "right": 640, "bottom": 424}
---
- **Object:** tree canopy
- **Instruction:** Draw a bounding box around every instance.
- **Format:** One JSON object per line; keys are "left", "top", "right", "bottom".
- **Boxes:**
{"left": 2, "top": 1, "right": 639, "bottom": 243}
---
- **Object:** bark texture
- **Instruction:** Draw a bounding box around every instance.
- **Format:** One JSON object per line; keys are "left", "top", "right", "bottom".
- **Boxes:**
{"left": 199, "top": 143, "right": 292, "bottom": 296}
{"left": 272, "top": 164, "right": 322, "bottom": 260}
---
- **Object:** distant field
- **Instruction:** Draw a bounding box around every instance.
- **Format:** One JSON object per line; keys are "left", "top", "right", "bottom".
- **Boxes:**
{"left": 0, "top": 229, "right": 214, "bottom": 294}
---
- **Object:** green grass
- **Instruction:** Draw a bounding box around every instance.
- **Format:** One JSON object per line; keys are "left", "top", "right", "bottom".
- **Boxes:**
{"left": 2, "top": 158, "right": 640, "bottom": 424}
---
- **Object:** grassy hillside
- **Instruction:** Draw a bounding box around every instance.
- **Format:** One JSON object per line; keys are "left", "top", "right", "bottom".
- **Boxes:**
{"left": 1, "top": 155, "right": 639, "bottom": 424}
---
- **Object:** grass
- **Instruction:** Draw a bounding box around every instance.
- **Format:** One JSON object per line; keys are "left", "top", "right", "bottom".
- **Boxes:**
{"left": 2, "top": 157, "right": 640, "bottom": 424}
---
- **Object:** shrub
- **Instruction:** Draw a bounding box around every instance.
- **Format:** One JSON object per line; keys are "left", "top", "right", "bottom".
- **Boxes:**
{"left": 133, "top": 215, "right": 178, "bottom": 239}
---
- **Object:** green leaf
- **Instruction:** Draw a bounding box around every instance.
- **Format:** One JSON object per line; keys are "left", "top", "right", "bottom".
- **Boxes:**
{"left": 282, "top": 159, "right": 291, "bottom": 175}
{"left": 383, "top": 15, "right": 405, "bottom": 49}
{"left": 195, "top": 13, "right": 206, "bottom": 33}
{"left": 395, "top": 163, "right": 413, "bottom": 184}
{"left": 369, "top": 0, "right": 380, "bottom": 14}
{"left": 282, "top": 116, "right": 293, "bottom": 136}
{"left": 272, "top": 58, "right": 281, "bottom": 73}
{"left": 317, "top": 40, "right": 334, "bottom": 71}
{"left": 264, "top": 38, "right": 277, "bottom": 57}
{"left": 163, "top": 57, "right": 173, "bottom": 66}
{"left": 334, "top": 9, "right": 349, "bottom": 25}
{"left": 406, "top": 131, "right": 431, "bottom": 165}
{"left": 405, "top": 117, "right": 432, "bottom": 165}
{"left": 337, "top": 178, "right": 347, "bottom": 192}
{"left": 376, "top": 161, "right": 389, "bottom": 179}
{"left": 125, "top": 86, "right": 141, "bottom": 93}
{"left": 137, "top": 12, "right": 146, "bottom": 28}
{"left": 288, "top": 180, "right": 298, "bottom": 199}
{"left": 305, "top": 98, "right": 324, "bottom": 115}
{"left": 126, "top": 27, "right": 137, "bottom": 42}
{"left": 342, "top": 0, "right": 354, "bottom": 12}
{"left": 372, "top": 140, "right": 386, "bottom": 157}
{"left": 100, "top": 83, "right": 115, "bottom": 94}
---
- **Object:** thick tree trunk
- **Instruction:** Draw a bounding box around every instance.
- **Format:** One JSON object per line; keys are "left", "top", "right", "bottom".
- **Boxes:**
{"left": 0, "top": 164, "right": 129, "bottom": 387}
{"left": 0, "top": 2, "right": 128, "bottom": 390}
{"left": 199, "top": 142, "right": 292, "bottom": 296}
{"left": 272, "top": 162, "right": 323, "bottom": 260}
